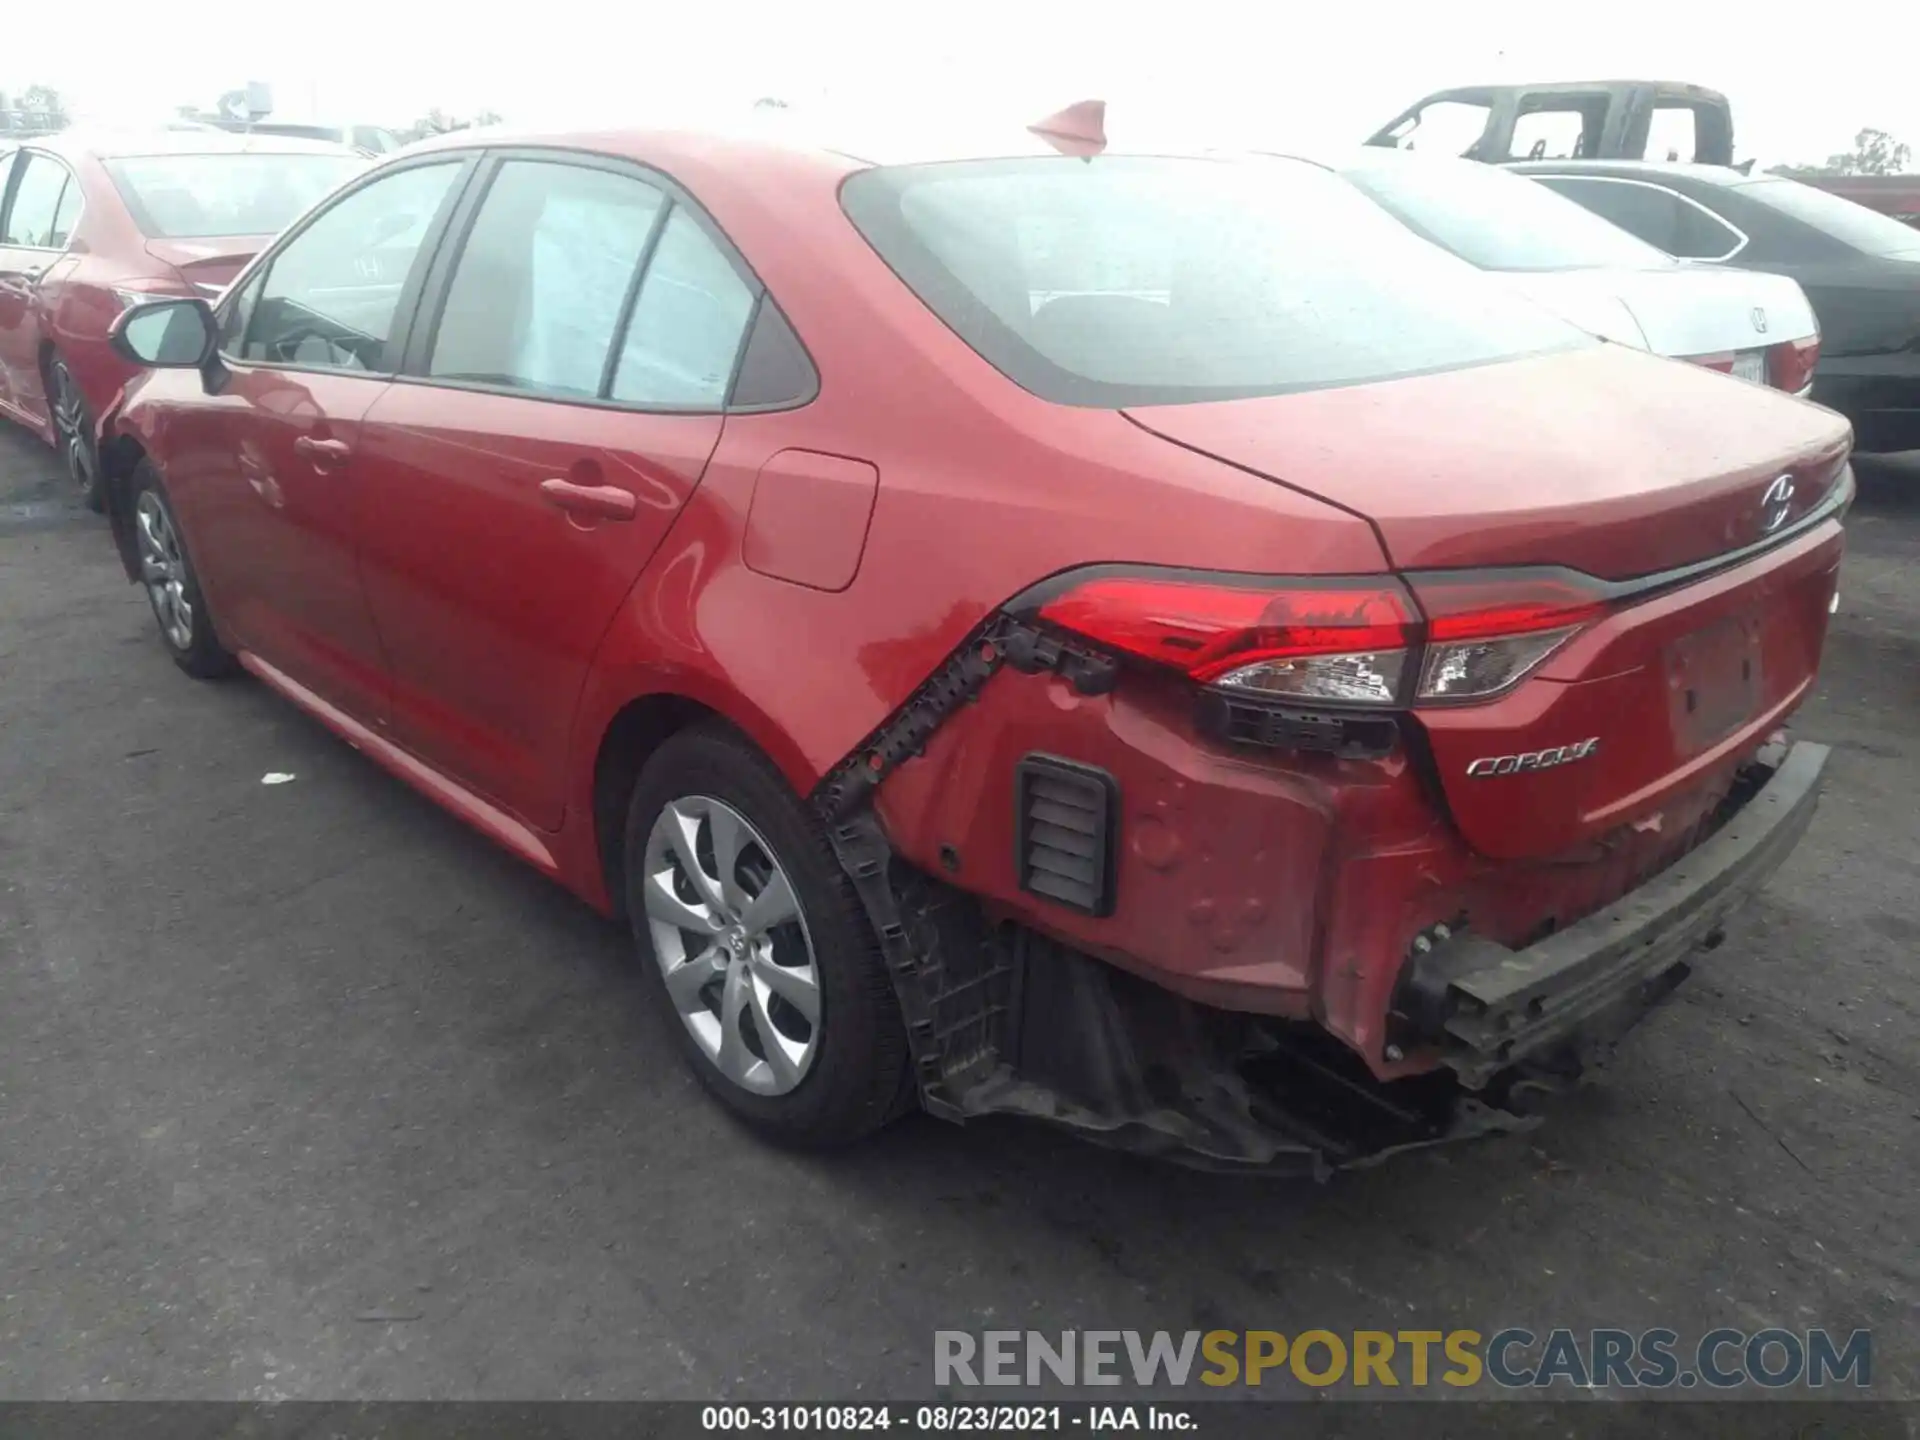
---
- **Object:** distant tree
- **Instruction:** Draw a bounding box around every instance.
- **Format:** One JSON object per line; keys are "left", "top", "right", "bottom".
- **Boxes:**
{"left": 399, "top": 107, "right": 503, "bottom": 141}
{"left": 1774, "top": 127, "right": 1912, "bottom": 177}
{"left": 16, "top": 83, "right": 69, "bottom": 128}
{"left": 471, "top": 109, "right": 504, "bottom": 127}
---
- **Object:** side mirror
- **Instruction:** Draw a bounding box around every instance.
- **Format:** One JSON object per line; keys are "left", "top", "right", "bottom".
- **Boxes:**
{"left": 109, "top": 297, "right": 217, "bottom": 368}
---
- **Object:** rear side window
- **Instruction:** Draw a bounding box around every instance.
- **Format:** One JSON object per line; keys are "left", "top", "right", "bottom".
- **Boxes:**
{"left": 2, "top": 153, "right": 74, "bottom": 248}
{"left": 608, "top": 208, "right": 757, "bottom": 406}
{"left": 1735, "top": 178, "right": 1920, "bottom": 260}
{"left": 429, "top": 160, "right": 667, "bottom": 397}
{"left": 50, "top": 177, "right": 82, "bottom": 248}
{"left": 1510, "top": 106, "right": 1596, "bottom": 161}
{"left": 1534, "top": 177, "right": 1743, "bottom": 261}
{"left": 842, "top": 156, "right": 1589, "bottom": 408}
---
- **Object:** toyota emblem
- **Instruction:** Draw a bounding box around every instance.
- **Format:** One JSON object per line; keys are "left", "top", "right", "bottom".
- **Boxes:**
{"left": 1760, "top": 474, "right": 1796, "bottom": 534}
{"left": 1751, "top": 306, "right": 1769, "bottom": 334}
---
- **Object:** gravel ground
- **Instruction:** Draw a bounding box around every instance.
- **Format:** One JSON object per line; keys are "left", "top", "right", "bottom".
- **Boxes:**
{"left": 1, "top": 423, "right": 1915, "bottom": 1401}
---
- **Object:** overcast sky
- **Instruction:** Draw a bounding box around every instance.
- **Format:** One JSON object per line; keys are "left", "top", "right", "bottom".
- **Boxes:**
{"left": 8, "top": 0, "right": 1917, "bottom": 168}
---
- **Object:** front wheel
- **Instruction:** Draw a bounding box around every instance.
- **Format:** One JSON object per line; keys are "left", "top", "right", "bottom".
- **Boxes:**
{"left": 49, "top": 357, "right": 102, "bottom": 513}
{"left": 623, "top": 725, "right": 912, "bottom": 1147}
{"left": 130, "top": 462, "right": 237, "bottom": 679}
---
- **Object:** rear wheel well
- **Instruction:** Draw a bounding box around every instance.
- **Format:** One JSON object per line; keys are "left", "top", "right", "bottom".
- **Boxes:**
{"left": 592, "top": 693, "right": 727, "bottom": 918}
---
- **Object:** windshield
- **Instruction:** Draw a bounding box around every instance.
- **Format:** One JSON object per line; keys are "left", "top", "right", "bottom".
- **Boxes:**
{"left": 105, "top": 153, "right": 363, "bottom": 239}
{"left": 841, "top": 156, "right": 1591, "bottom": 408}
{"left": 1339, "top": 156, "right": 1677, "bottom": 272}
{"left": 1735, "top": 177, "right": 1920, "bottom": 259}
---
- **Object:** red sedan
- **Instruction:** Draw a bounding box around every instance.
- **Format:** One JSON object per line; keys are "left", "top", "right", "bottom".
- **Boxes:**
{"left": 94, "top": 110, "right": 1850, "bottom": 1168}
{"left": 0, "top": 128, "right": 361, "bottom": 508}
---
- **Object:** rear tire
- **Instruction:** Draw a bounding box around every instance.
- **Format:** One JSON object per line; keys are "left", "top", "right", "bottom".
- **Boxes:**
{"left": 622, "top": 724, "right": 913, "bottom": 1147}
{"left": 129, "top": 461, "right": 237, "bottom": 680}
{"left": 49, "top": 356, "right": 103, "bottom": 514}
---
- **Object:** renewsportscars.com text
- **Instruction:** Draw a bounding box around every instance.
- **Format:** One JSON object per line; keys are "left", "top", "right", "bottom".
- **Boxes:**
{"left": 934, "top": 1328, "right": 1872, "bottom": 1391}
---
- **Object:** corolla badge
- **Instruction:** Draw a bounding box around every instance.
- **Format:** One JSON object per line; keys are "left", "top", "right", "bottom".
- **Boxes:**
{"left": 1465, "top": 738, "right": 1601, "bottom": 778}
{"left": 1751, "top": 306, "right": 1769, "bottom": 334}
{"left": 1761, "top": 474, "right": 1796, "bottom": 534}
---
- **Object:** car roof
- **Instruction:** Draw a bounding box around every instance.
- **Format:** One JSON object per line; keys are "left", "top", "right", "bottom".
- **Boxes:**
{"left": 394, "top": 109, "right": 1234, "bottom": 174}
{"left": 1509, "top": 159, "right": 1752, "bottom": 187}
{"left": 1412, "top": 80, "right": 1729, "bottom": 104}
{"left": 1314, "top": 146, "right": 1513, "bottom": 176}
{"left": 32, "top": 127, "right": 360, "bottom": 161}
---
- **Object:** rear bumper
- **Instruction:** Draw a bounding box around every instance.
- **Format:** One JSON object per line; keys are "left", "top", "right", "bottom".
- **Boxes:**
{"left": 1811, "top": 366, "right": 1920, "bottom": 454}
{"left": 1396, "top": 741, "right": 1828, "bottom": 1087}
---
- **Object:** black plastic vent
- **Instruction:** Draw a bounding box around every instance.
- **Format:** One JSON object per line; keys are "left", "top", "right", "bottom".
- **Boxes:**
{"left": 1015, "top": 755, "right": 1118, "bottom": 917}
{"left": 1196, "top": 692, "right": 1399, "bottom": 759}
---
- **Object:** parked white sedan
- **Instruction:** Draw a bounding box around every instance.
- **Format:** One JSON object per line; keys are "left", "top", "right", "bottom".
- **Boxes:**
{"left": 1325, "top": 147, "right": 1821, "bottom": 395}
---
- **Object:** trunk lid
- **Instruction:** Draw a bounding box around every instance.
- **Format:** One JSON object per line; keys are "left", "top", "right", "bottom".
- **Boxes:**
{"left": 1124, "top": 343, "right": 1850, "bottom": 581}
{"left": 1503, "top": 266, "right": 1818, "bottom": 363}
{"left": 1127, "top": 342, "right": 1852, "bottom": 860}
{"left": 142, "top": 236, "right": 270, "bottom": 297}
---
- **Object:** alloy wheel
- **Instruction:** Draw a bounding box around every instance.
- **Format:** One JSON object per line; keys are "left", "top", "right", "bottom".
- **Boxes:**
{"left": 641, "top": 795, "right": 822, "bottom": 1096}
{"left": 50, "top": 364, "right": 96, "bottom": 499}
{"left": 134, "top": 490, "right": 194, "bottom": 651}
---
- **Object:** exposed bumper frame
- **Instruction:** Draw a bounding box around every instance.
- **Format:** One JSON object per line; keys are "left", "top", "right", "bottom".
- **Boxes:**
{"left": 1399, "top": 741, "right": 1829, "bottom": 1088}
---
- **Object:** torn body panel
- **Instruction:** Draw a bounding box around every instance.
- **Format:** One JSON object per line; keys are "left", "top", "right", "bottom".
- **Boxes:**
{"left": 815, "top": 598, "right": 1829, "bottom": 1169}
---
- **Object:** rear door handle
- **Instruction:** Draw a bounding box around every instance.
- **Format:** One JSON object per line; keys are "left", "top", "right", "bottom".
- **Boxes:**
{"left": 293, "top": 435, "right": 351, "bottom": 467}
{"left": 539, "top": 478, "right": 637, "bottom": 521}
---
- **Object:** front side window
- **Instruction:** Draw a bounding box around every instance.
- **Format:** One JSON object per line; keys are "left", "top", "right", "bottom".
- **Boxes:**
{"left": 1378, "top": 100, "right": 1492, "bottom": 159}
{"left": 217, "top": 268, "right": 266, "bottom": 355}
{"left": 1342, "top": 157, "right": 1675, "bottom": 272}
{"left": 103, "top": 152, "right": 362, "bottom": 239}
{"left": 843, "top": 156, "right": 1590, "bottom": 409}
{"left": 608, "top": 208, "right": 757, "bottom": 406}
{"left": 429, "top": 160, "right": 666, "bottom": 397}
{"left": 243, "top": 161, "right": 462, "bottom": 372}
{"left": 2, "top": 153, "right": 74, "bottom": 248}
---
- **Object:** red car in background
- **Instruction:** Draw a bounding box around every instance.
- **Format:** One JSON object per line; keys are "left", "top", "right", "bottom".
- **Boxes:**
{"left": 0, "top": 129, "right": 361, "bottom": 508}
{"left": 92, "top": 111, "right": 1850, "bottom": 1170}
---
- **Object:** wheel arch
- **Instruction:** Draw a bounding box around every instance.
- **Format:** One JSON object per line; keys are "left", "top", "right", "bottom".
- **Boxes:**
{"left": 96, "top": 432, "right": 149, "bottom": 581}
{"left": 586, "top": 685, "right": 816, "bottom": 921}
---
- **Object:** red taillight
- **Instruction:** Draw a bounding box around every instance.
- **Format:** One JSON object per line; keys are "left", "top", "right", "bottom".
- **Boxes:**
{"left": 1410, "top": 571, "right": 1609, "bottom": 641}
{"left": 1683, "top": 351, "right": 1738, "bottom": 374}
{"left": 1021, "top": 567, "right": 1611, "bottom": 708}
{"left": 1405, "top": 570, "right": 1609, "bottom": 702}
{"left": 1769, "top": 335, "right": 1820, "bottom": 396}
{"left": 1035, "top": 575, "right": 1414, "bottom": 682}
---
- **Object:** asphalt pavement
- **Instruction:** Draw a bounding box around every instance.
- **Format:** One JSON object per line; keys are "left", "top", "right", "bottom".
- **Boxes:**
{"left": 1, "top": 424, "right": 1916, "bottom": 1400}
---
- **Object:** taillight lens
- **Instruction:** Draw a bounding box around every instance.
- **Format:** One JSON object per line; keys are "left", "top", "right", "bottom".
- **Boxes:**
{"left": 1023, "top": 566, "right": 1610, "bottom": 709}
{"left": 1036, "top": 575, "right": 1416, "bottom": 704}
{"left": 1682, "top": 351, "right": 1737, "bottom": 374}
{"left": 111, "top": 283, "right": 195, "bottom": 314}
{"left": 1769, "top": 335, "right": 1820, "bottom": 396}
{"left": 1408, "top": 570, "right": 1606, "bottom": 703}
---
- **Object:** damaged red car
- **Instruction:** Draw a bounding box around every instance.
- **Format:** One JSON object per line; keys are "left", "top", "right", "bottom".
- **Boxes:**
{"left": 94, "top": 110, "right": 1850, "bottom": 1171}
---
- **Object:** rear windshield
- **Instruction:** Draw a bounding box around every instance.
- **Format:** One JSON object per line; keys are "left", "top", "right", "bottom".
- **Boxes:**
{"left": 1734, "top": 177, "right": 1920, "bottom": 260}
{"left": 105, "top": 153, "right": 363, "bottom": 239}
{"left": 841, "top": 156, "right": 1591, "bottom": 408}
{"left": 1339, "top": 156, "right": 1677, "bottom": 272}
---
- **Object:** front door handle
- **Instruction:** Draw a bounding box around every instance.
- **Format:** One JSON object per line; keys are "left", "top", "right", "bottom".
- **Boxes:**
{"left": 539, "top": 477, "right": 637, "bottom": 521}
{"left": 293, "top": 435, "right": 351, "bottom": 468}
